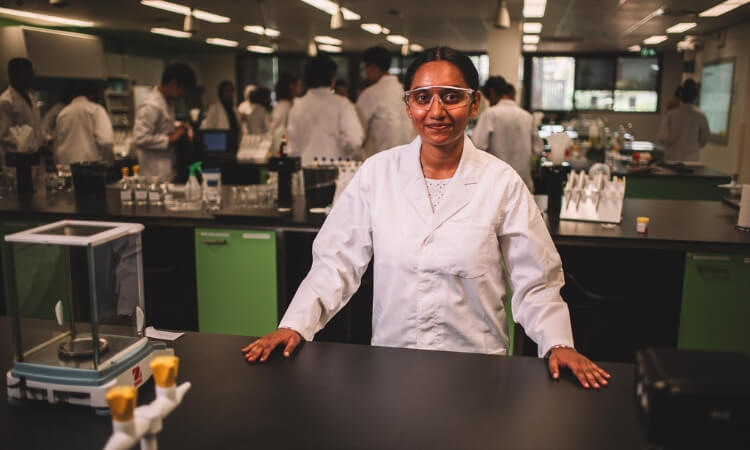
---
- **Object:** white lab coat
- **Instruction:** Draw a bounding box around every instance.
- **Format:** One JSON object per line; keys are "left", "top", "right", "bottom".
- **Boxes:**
{"left": 657, "top": 103, "right": 710, "bottom": 162}
{"left": 0, "top": 86, "right": 43, "bottom": 161}
{"left": 472, "top": 99, "right": 543, "bottom": 190}
{"left": 55, "top": 96, "right": 114, "bottom": 165}
{"left": 238, "top": 85, "right": 256, "bottom": 135}
{"left": 200, "top": 101, "right": 240, "bottom": 131}
{"left": 132, "top": 87, "right": 176, "bottom": 181}
{"left": 41, "top": 102, "right": 65, "bottom": 143}
{"left": 287, "top": 87, "right": 364, "bottom": 165}
{"left": 269, "top": 99, "right": 292, "bottom": 134}
{"left": 356, "top": 74, "right": 415, "bottom": 158}
{"left": 279, "top": 135, "right": 575, "bottom": 357}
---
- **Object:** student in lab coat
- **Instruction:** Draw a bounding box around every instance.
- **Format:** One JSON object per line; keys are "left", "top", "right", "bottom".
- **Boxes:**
{"left": 237, "top": 84, "right": 256, "bottom": 135}
{"left": 132, "top": 63, "right": 196, "bottom": 181}
{"left": 200, "top": 81, "right": 240, "bottom": 142}
{"left": 54, "top": 80, "right": 114, "bottom": 165}
{"left": 244, "top": 47, "right": 611, "bottom": 390}
{"left": 356, "top": 46, "right": 414, "bottom": 158}
{"left": 472, "top": 76, "right": 542, "bottom": 191}
{"left": 245, "top": 87, "right": 272, "bottom": 135}
{"left": 269, "top": 73, "right": 301, "bottom": 135}
{"left": 657, "top": 79, "right": 710, "bottom": 162}
{"left": 0, "top": 58, "right": 44, "bottom": 164}
{"left": 286, "top": 55, "right": 363, "bottom": 165}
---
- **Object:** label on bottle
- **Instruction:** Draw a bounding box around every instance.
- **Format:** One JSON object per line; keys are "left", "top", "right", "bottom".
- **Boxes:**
{"left": 149, "top": 192, "right": 161, "bottom": 202}
{"left": 135, "top": 191, "right": 148, "bottom": 201}
{"left": 120, "top": 191, "right": 132, "bottom": 201}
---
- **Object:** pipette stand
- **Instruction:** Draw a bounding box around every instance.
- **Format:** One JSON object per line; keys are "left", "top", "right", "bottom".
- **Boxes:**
{"left": 560, "top": 170, "right": 626, "bottom": 224}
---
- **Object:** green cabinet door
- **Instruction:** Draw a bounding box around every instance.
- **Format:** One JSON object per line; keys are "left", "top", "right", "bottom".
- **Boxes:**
{"left": 678, "top": 252, "right": 750, "bottom": 354}
{"left": 195, "top": 228, "right": 277, "bottom": 336}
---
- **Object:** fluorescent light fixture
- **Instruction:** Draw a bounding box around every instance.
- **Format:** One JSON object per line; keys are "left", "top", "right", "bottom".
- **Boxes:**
{"left": 298, "top": 0, "right": 360, "bottom": 20}
{"left": 700, "top": 0, "right": 750, "bottom": 17}
{"left": 623, "top": 7, "right": 663, "bottom": 36}
{"left": 522, "top": 34, "right": 540, "bottom": 44}
{"left": 666, "top": 22, "right": 697, "bottom": 33}
{"left": 141, "top": 1, "right": 229, "bottom": 23}
{"left": 410, "top": 43, "right": 424, "bottom": 52}
{"left": 318, "top": 44, "right": 342, "bottom": 53}
{"left": 247, "top": 45, "right": 274, "bottom": 54}
{"left": 151, "top": 27, "right": 191, "bottom": 38}
{"left": 523, "top": 0, "right": 547, "bottom": 18}
{"left": 0, "top": 6, "right": 94, "bottom": 27}
{"left": 314, "top": 35, "right": 342, "bottom": 45}
{"left": 206, "top": 37, "right": 238, "bottom": 47}
{"left": 627, "top": 44, "right": 641, "bottom": 52}
{"left": 643, "top": 35, "right": 668, "bottom": 44}
{"left": 386, "top": 34, "right": 409, "bottom": 45}
{"left": 523, "top": 22, "right": 543, "bottom": 33}
{"left": 382, "top": 27, "right": 391, "bottom": 35}
{"left": 361, "top": 23, "right": 383, "bottom": 34}
{"left": 244, "top": 25, "right": 280, "bottom": 37}
{"left": 523, "top": 44, "right": 538, "bottom": 51}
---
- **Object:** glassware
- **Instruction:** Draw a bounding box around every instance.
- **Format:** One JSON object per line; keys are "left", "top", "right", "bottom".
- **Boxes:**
{"left": 133, "top": 166, "right": 148, "bottom": 205}
{"left": 119, "top": 167, "right": 134, "bottom": 206}
{"left": 148, "top": 176, "right": 163, "bottom": 206}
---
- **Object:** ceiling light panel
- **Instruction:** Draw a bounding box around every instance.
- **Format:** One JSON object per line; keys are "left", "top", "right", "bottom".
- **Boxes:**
{"left": 410, "top": 43, "right": 424, "bottom": 52}
{"left": 151, "top": 27, "right": 191, "bottom": 38}
{"left": 140, "top": 1, "right": 230, "bottom": 23}
{"left": 522, "top": 34, "right": 540, "bottom": 44}
{"left": 247, "top": 45, "right": 274, "bottom": 54}
{"left": 318, "top": 44, "right": 342, "bottom": 53}
{"left": 523, "top": 0, "right": 546, "bottom": 18}
{"left": 523, "top": 44, "right": 538, "bottom": 51}
{"left": 666, "top": 22, "right": 697, "bottom": 33}
{"left": 628, "top": 44, "right": 641, "bottom": 52}
{"left": 386, "top": 34, "right": 409, "bottom": 45}
{"left": 244, "top": 25, "right": 280, "bottom": 37}
{"left": 643, "top": 35, "right": 668, "bottom": 44}
{"left": 299, "top": 0, "right": 360, "bottom": 20}
{"left": 314, "top": 35, "right": 342, "bottom": 45}
{"left": 206, "top": 37, "right": 238, "bottom": 47}
{"left": 361, "top": 23, "right": 383, "bottom": 34}
{"left": 700, "top": 0, "right": 750, "bottom": 17}
{"left": 0, "top": 7, "right": 94, "bottom": 27}
{"left": 523, "top": 22, "right": 543, "bottom": 33}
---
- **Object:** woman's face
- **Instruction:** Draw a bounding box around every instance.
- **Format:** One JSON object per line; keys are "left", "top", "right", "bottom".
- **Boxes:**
{"left": 405, "top": 61, "right": 480, "bottom": 150}
{"left": 221, "top": 83, "right": 235, "bottom": 103}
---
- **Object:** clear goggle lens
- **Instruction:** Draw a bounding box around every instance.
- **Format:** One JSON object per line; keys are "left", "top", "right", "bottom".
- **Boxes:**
{"left": 404, "top": 86, "right": 475, "bottom": 110}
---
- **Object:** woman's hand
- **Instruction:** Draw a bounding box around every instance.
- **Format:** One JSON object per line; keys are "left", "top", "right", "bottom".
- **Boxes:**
{"left": 547, "top": 347, "right": 611, "bottom": 389}
{"left": 242, "top": 328, "right": 302, "bottom": 363}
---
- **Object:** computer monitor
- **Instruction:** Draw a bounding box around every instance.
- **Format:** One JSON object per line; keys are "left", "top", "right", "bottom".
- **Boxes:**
{"left": 201, "top": 130, "right": 229, "bottom": 153}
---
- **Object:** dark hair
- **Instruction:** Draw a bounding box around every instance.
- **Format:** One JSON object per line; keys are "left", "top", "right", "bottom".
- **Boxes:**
{"left": 7, "top": 57, "right": 32, "bottom": 78}
{"left": 275, "top": 72, "right": 298, "bottom": 101}
{"left": 404, "top": 47, "right": 479, "bottom": 91}
{"left": 70, "top": 79, "right": 100, "bottom": 101}
{"left": 304, "top": 55, "right": 337, "bottom": 89}
{"left": 482, "top": 76, "right": 507, "bottom": 98}
{"left": 362, "top": 46, "right": 391, "bottom": 72}
{"left": 217, "top": 80, "right": 234, "bottom": 99}
{"left": 250, "top": 86, "right": 272, "bottom": 110}
{"left": 681, "top": 79, "right": 697, "bottom": 103}
{"left": 161, "top": 63, "right": 197, "bottom": 89}
{"left": 335, "top": 79, "right": 348, "bottom": 88}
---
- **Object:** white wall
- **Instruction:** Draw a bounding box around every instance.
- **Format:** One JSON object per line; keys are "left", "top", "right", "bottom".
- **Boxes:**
{"left": 693, "top": 21, "right": 750, "bottom": 181}
{"left": 104, "top": 53, "right": 164, "bottom": 86}
{"left": 487, "top": 22, "right": 523, "bottom": 89}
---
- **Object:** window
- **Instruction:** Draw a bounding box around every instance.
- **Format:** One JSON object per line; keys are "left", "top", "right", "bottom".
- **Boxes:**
{"left": 531, "top": 56, "right": 575, "bottom": 110}
{"left": 574, "top": 58, "right": 615, "bottom": 110}
{"left": 614, "top": 57, "right": 659, "bottom": 112}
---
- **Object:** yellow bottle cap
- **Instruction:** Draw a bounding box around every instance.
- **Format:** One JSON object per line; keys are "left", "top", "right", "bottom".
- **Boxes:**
{"left": 150, "top": 355, "right": 179, "bottom": 388}
{"left": 106, "top": 386, "right": 137, "bottom": 422}
{"left": 637, "top": 216, "right": 650, "bottom": 224}
{"left": 133, "top": 164, "right": 140, "bottom": 175}
{"left": 121, "top": 166, "right": 129, "bottom": 175}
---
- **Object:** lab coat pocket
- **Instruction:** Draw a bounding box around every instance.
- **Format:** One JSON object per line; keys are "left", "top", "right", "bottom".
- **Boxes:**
{"left": 432, "top": 223, "right": 493, "bottom": 279}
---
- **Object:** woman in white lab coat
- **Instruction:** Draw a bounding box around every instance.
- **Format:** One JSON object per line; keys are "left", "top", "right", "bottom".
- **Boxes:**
{"left": 200, "top": 80, "right": 240, "bottom": 139}
{"left": 269, "top": 72, "right": 301, "bottom": 135}
{"left": 243, "top": 47, "right": 610, "bottom": 389}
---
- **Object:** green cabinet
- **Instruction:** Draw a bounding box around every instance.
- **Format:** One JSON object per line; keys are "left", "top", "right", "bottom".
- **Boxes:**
{"left": 195, "top": 228, "right": 277, "bottom": 336}
{"left": 678, "top": 252, "right": 750, "bottom": 354}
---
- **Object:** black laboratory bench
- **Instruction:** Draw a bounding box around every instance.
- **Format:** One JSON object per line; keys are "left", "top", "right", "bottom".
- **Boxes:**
{"left": 1, "top": 190, "right": 749, "bottom": 363}
{"left": 0, "top": 317, "right": 647, "bottom": 450}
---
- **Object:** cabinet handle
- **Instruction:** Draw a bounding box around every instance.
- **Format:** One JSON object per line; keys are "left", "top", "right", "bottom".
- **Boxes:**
{"left": 696, "top": 264, "right": 729, "bottom": 275}
{"left": 201, "top": 239, "right": 228, "bottom": 245}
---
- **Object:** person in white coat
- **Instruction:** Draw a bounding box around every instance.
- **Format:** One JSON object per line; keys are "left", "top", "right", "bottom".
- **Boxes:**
{"left": 269, "top": 73, "right": 301, "bottom": 135}
{"left": 55, "top": 80, "right": 114, "bottom": 165}
{"left": 237, "top": 84, "right": 256, "bottom": 135}
{"left": 200, "top": 80, "right": 240, "bottom": 140}
{"left": 657, "top": 79, "right": 710, "bottom": 162}
{"left": 0, "top": 58, "right": 43, "bottom": 165}
{"left": 356, "top": 46, "right": 414, "bottom": 158}
{"left": 286, "top": 55, "right": 363, "bottom": 165}
{"left": 132, "top": 63, "right": 196, "bottom": 181}
{"left": 473, "top": 76, "right": 542, "bottom": 191}
{"left": 244, "top": 47, "right": 611, "bottom": 390}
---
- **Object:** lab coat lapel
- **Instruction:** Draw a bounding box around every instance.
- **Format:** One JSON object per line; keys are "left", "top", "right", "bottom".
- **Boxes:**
{"left": 427, "top": 136, "right": 481, "bottom": 234}
{"left": 401, "top": 137, "right": 432, "bottom": 225}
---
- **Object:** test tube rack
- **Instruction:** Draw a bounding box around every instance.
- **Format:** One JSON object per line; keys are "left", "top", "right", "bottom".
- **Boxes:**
{"left": 560, "top": 170, "right": 626, "bottom": 224}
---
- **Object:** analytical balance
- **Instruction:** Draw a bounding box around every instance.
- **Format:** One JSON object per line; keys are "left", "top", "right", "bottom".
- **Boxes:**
{"left": 4, "top": 220, "right": 172, "bottom": 410}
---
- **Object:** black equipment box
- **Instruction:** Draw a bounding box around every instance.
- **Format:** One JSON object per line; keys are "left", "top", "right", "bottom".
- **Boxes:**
{"left": 635, "top": 347, "right": 750, "bottom": 448}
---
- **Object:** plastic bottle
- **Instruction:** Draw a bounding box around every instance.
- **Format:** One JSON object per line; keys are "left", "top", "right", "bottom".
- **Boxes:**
{"left": 133, "top": 165, "right": 148, "bottom": 205}
{"left": 148, "top": 176, "right": 163, "bottom": 206}
{"left": 120, "top": 167, "right": 134, "bottom": 205}
{"left": 185, "top": 161, "right": 203, "bottom": 202}
{"left": 205, "top": 178, "right": 220, "bottom": 211}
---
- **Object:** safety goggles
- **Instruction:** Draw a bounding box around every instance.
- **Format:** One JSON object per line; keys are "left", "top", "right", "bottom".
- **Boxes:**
{"left": 403, "top": 86, "right": 476, "bottom": 110}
